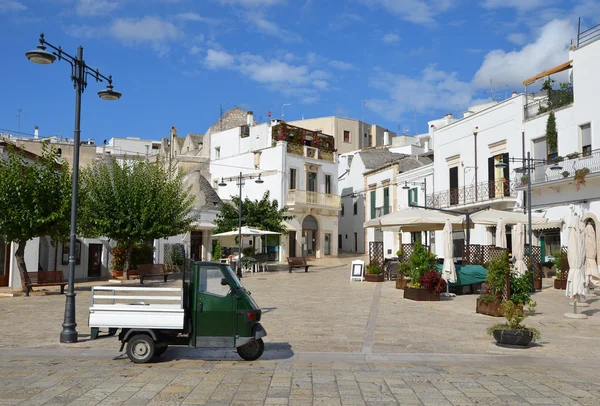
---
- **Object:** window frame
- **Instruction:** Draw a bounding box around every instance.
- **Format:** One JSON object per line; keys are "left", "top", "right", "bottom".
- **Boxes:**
{"left": 289, "top": 168, "right": 297, "bottom": 190}
{"left": 343, "top": 130, "right": 351, "bottom": 143}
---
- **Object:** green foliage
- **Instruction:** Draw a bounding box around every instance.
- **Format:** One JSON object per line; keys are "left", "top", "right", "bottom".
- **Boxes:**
{"left": 487, "top": 301, "right": 540, "bottom": 341}
{"left": 552, "top": 250, "right": 567, "bottom": 278}
{"left": 396, "top": 248, "right": 402, "bottom": 258}
{"left": 408, "top": 242, "right": 435, "bottom": 284}
{"left": 366, "top": 264, "right": 381, "bottom": 275}
{"left": 0, "top": 142, "right": 71, "bottom": 245}
{"left": 242, "top": 246, "right": 256, "bottom": 257}
{"left": 510, "top": 272, "right": 532, "bottom": 305}
{"left": 212, "top": 240, "right": 222, "bottom": 260}
{"left": 111, "top": 246, "right": 127, "bottom": 272}
{"left": 484, "top": 254, "right": 509, "bottom": 298}
{"left": 546, "top": 111, "right": 558, "bottom": 154}
{"left": 562, "top": 171, "right": 570, "bottom": 178}
{"left": 478, "top": 293, "right": 500, "bottom": 304}
{"left": 398, "top": 262, "right": 411, "bottom": 278}
{"left": 130, "top": 242, "right": 155, "bottom": 270}
{"left": 214, "top": 190, "right": 292, "bottom": 235}
{"left": 575, "top": 168, "right": 590, "bottom": 191}
{"left": 78, "top": 157, "right": 196, "bottom": 270}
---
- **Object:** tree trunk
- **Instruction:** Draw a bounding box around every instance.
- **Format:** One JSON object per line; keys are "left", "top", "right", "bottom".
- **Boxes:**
{"left": 15, "top": 241, "right": 28, "bottom": 291}
{"left": 124, "top": 243, "right": 134, "bottom": 280}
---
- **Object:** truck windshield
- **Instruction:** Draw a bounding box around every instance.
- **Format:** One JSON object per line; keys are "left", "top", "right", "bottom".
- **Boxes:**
{"left": 223, "top": 265, "right": 242, "bottom": 289}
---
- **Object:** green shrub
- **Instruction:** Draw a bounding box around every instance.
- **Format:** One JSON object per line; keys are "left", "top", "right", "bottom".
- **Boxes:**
{"left": 408, "top": 242, "right": 436, "bottom": 287}
{"left": 130, "top": 243, "right": 154, "bottom": 270}
{"left": 212, "top": 240, "right": 222, "bottom": 260}
{"left": 484, "top": 254, "right": 509, "bottom": 299}
{"left": 366, "top": 264, "right": 382, "bottom": 275}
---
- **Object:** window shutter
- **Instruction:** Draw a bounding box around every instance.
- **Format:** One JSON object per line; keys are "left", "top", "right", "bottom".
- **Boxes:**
{"left": 370, "top": 191, "right": 376, "bottom": 219}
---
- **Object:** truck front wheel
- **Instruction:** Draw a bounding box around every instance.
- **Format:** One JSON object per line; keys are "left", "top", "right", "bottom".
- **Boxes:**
{"left": 237, "top": 338, "right": 264, "bottom": 361}
{"left": 126, "top": 334, "right": 155, "bottom": 364}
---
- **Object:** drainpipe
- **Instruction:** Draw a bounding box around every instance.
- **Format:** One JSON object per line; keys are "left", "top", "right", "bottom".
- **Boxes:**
{"left": 473, "top": 127, "right": 478, "bottom": 201}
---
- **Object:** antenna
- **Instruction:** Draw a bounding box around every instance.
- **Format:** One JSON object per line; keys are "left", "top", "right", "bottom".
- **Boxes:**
{"left": 281, "top": 103, "right": 291, "bottom": 119}
{"left": 483, "top": 80, "right": 509, "bottom": 102}
{"left": 219, "top": 103, "right": 226, "bottom": 130}
{"left": 17, "top": 108, "right": 23, "bottom": 136}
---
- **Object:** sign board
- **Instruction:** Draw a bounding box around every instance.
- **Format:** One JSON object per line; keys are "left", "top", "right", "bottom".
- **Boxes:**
{"left": 350, "top": 259, "right": 365, "bottom": 282}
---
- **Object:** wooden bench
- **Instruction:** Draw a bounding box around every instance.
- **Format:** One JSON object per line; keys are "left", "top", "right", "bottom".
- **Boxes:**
{"left": 24, "top": 271, "right": 67, "bottom": 297}
{"left": 287, "top": 257, "right": 311, "bottom": 273}
{"left": 138, "top": 264, "right": 177, "bottom": 284}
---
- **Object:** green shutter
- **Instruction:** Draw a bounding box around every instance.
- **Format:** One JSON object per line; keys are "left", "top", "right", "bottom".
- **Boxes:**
{"left": 370, "top": 190, "right": 376, "bottom": 219}
{"left": 408, "top": 187, "right": 418, "bottom": 206}
{"left": 383, "top": 188, "right": 389, "bottom": 214}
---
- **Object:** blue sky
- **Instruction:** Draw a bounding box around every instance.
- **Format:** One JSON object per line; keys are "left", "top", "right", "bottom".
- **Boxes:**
{"left": 0, "top": 0, "right": 597, "bottom": 142}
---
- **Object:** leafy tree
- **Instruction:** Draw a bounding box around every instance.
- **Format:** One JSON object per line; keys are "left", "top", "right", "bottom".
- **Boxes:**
{"left": 0, "top": 143, "right": 71, "bottom": 290}
{"left": 214, "top": 190, "right": 292, "bottom": 234}
{"left": 78, "top": 157, "right": 196, "bottom": 270}
{"left": 546, "top": 111, "right": 558, "bottom": 155}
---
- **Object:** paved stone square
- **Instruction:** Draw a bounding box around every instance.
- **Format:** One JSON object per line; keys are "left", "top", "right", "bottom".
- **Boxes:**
{"left": 1, "top": 255, "right": 599, "bottom": 405}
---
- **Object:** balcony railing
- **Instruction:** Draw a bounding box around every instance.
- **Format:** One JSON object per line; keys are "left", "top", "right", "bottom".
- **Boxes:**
{"left": 524, "top": 87, "right": 574, "bottom": 119}
{"left": 286, "top": 143, "right": 334, "bottom": 162}
{"left": 517, "top": 148, "right": 600, "bottom": 187}
{"left": 375, "top": 206, "right": 391, "bottom": 217}
{"left": 287, "top": 189, "right": 341, "bottom": 209}
{"left": 426, "top": 178, "right": 516, "bottom": 209}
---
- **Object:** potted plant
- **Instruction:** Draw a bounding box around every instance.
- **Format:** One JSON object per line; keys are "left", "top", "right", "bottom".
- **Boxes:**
{"left": 404, "top": 242, "right": 440, "bottom": 301}
{"left": 396, "top": 262, "right": 411, "bottom": 289}
{"left": 111, "top": 246, "right": 127, "bottom": 278}
{"left": 561, "top": 171, "right": 570, "bottom": 178}
{"left": 477, "top": 254, "right": 508, "bottom": 316}
{"left": 520, "top": 176, "right": 529, "bottom": 185}
{"left": 365, "top": 264, "right": 384, "bottom": 282}
{"left": 566, "top": 152, "right": 580, "bottom": 159}
{"left": 487, "top": 301, "right": 540, "bottom": 347}
{"left": 552, "top": 250, "right": 567, "bottom": 289}
{"left": 574, "top": 167, "right": 590, "bottom": 191}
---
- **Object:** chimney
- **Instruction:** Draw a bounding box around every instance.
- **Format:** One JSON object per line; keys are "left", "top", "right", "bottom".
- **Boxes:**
{"left": 170, "top": 126, "right": 177, "bottom": 138}
{"left": 88, "top": 138, "right": 94, "bottom": 145}
{"left": 247, "top": 111, "right": 254, "bottom": 126}
{"left": 383, "top": 131, "right": 390, "bottom": 145}
{"left": 34, "top": 126, "right": 39, "bottom": 139}
{"left": 512, "top": 91, "right": 517, "bottom": 97}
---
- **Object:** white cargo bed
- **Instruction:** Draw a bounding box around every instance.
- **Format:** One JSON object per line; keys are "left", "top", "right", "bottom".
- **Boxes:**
{"left": 89, "top": 286, "right": 185, "bottom": 330}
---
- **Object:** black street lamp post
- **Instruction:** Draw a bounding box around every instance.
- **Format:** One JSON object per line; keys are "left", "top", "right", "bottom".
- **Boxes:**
{"left": 26, "top": 33, "right": 121, "bottom": 344}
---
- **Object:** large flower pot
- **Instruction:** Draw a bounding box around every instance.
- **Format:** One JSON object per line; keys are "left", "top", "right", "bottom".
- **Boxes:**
{"left": 492, "top": 329, "right": 533, "bottom": 347}
{"left": 554, "top": 279, "right": 567, "bottom": 290}
{"left": 365, "top": 273, "right": 384, "bottom": 282}
{"left": 403, "top": 286, "right": 440, "bottom": 301}
{"left": 534, "top": 278, "right": 542, "bottom": 290}
{"left": 396, "top": 278, "right": 410, "bottom": 289}
{"left": 476, "top": 299, "right": 504, "bottom": 317}
{"left": 111, "top": 270, "right": 123, "bottom": 278}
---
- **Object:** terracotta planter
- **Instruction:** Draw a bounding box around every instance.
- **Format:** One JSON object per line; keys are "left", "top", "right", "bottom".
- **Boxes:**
{"left": 403, "top": 286, "right": 440, "bottom": 301}
{"left": 396, "top": 277, "right": 410, "bottom": 289}
{"left": 492, "top": 329, "right": 534, "bottom": 347}
{"left": 476, "top": 299, "right": 504, "bottom": 317}
{"left": 111, "top": 270, "right": 123, "bottom": 278}
{"left": 554, "top": 278, "right": 567, "bottom": 290}
{"left": 534, "top": 278, "right": 542, "bottom": 290}
{"left": 365, "top": 273, "right": 384, "bottom": 282}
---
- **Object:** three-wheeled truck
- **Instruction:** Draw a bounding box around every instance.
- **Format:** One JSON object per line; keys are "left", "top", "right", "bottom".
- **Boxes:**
{"left": 88, "top": 261, "right": 266, "bottom": 363}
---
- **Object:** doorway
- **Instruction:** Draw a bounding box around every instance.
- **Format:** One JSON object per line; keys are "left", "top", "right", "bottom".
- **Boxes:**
{"left": 302, "top": 215, "right": 318, "bottom": 257}
{"left": 191, "top": 231, "right": 203, "bottom": 261}
{"left": 324, "top": 233, "right": 331, "bottom": 255}
{"left": 449, "top": 166, "right": 459, "bottom": 205}
{"left": 289, "top": 231, "right": 297, "bottom": 257}
{"left": 354, "top": 232, "right": 358, "bottom": 252}
{"left": 88, "top": 243, "right": 103, "bottom": 278}
{"left": 0, "top": 237, "right": 9, "bottom": 287}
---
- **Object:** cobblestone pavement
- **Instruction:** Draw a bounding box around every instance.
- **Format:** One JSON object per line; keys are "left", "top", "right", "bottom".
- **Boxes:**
{"left": 1, "top": 255, "right": 599, "bottom": 405}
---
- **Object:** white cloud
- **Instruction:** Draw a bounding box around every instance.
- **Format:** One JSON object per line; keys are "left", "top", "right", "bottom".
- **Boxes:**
{"left": 506, "top": 32, "right": 528, "bottom": 45}
{"left": 382, "top": 33, "right": 400, "bottom": 43}
{"left": 216, "top": 0, "right": 284, "bottom": 6}
{"left": 204, "top": 49, "right": 235, "bottom": 68}
{"left": 0, "top": 0, "right": 26, "bottom": 12}
{"left": 76, "top": 0, "right": 118, "bottom": 16}
{"left": 244, "top": 11, "right": 302, "bottom": 42}
{"left": 329, "top": 12, "right": 363, "bottom": 30}
{"left": 175, "top": 12, "right": 218, "bottom": 24}
{"left": 188, "top": 45, "right": 203, "bottom": 55}
{"left": 473, "top": 19, "right": 575, "bottom": 88}
{"left": 328, "top": 60, "right": 354, "bottom": 70}
{"left": 359, "top": 0, "right": 454, "bottom": 25}
{"left": 482, "top": 0, "right": 550, "bottom": 11}
{"left": 109, "top": 16, "right": 181, "bottom": 42}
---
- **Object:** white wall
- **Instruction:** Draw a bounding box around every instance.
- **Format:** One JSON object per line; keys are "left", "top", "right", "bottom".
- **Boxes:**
{"left": 338, "top": 153, "right": 366, "bottom": 253}
{"left": 365, "top": 166, "right": 396, "bottom": 257}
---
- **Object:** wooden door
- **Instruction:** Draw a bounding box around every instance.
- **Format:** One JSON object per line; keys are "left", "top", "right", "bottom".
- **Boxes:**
{"left": 191, "top": 231, "right": 203, "bottom": 261}
{"left": 87, "top": 244, "right": 103, "bottom": 278}
{"left": 288, "top": 231, "right": 296, "bottom": 257}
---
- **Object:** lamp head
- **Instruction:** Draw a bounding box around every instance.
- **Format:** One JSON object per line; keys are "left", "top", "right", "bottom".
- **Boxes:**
{"left": 495, "top": 159, "right": 507, "bottom": 169}
{"left": 98, "top": 83, "right": 122, "bottom": 101}
{"left": 402, "top": 181, "right": 410, "bottom": 190}
{"left": 218, "top": 178, "right": 227, "bottom": 187}
{"left": 255, "top": 175, "right": 264, "bottom": 184}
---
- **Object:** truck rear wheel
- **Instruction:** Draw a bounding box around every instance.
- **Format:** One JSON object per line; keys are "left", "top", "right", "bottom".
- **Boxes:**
{"left": 126, "top": 334, "right": 155, "bottom": 364}
{"left": 237, "top": 338, "right": 264, "bottom": 361}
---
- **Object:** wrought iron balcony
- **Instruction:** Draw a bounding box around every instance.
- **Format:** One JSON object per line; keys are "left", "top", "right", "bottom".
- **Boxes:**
{"left": 287, "top": 189, "right": 341, "bottom": 209}
{"left": 426, "top": 178, "right": 516, "bottom": 209}
{"left": 375, "top": 206, "right": 392, "bottom": 218}
{"left": 517, "top": 148, "right": 600, "bottom": 187}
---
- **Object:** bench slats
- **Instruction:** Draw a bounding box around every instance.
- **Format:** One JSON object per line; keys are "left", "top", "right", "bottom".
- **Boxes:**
{"left": 24, "top": 271, "right": 67, "bottom": 297}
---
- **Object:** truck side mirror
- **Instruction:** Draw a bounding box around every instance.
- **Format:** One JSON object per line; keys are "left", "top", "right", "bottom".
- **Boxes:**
{"left": 221, "top": 278, "right": 229, "bottom": 286}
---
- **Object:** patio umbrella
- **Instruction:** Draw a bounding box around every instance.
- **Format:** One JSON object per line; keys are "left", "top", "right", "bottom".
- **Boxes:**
{"left": 442, "top": 219, "right": 457, "bottom": 284}
{"left": 212, "top": 226, "right": 281, "bottom": 237}
{"left": 584, "top": 224, "right": 600, "bottom": 286}
{"left": 470, "top": 209, "right": 548, "bottom": 226}
{"left": 495, "top": 218, "right": 507, "bottom": 249}
{"left": 364, "top": 207, "right": 464, "bottom": 232}
{"left": 512, "top": 222, "right": 527, "bottom": 276}
{"left": 566, "top": 215, "right": 586, "bottom": 312}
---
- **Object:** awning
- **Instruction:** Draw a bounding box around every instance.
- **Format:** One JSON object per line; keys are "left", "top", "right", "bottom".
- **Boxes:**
{"left": 191, "top": 221, "right": 217, "bottom": 230}
{"left": 523, "top": 60, "right": 573, "bottom": 86}
{"left": 283, "top": 221, "right": 297, "bottom": 231}
{"left": 469, "top": 209, "right": 548, "bottom": 226}
{"left": 532, "top": 220, "right": 563, "bottom": 231}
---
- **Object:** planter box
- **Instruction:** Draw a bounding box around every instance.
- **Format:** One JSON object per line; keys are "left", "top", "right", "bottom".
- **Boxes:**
{"left": 396, "top": 278, "right": 410, "bottom": 289}
{"left": 476, "top": 299, "right": 504, "bottom": 317}
{"left": 365, "top": 273, "right": 384, "bottom": 282}
{"left": 554, "top": 278, "right": 567, "bottom": 290}
{"left": 403, "top": 286, "right": 440, "bottom": 301}
{"left": 534, "top": 278, "right": 542, "bottom": 290}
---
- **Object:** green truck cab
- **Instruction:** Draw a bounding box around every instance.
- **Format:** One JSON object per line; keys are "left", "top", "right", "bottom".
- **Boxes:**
{"left": 89, "top": 261, "right": 266, "bottom": 363}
